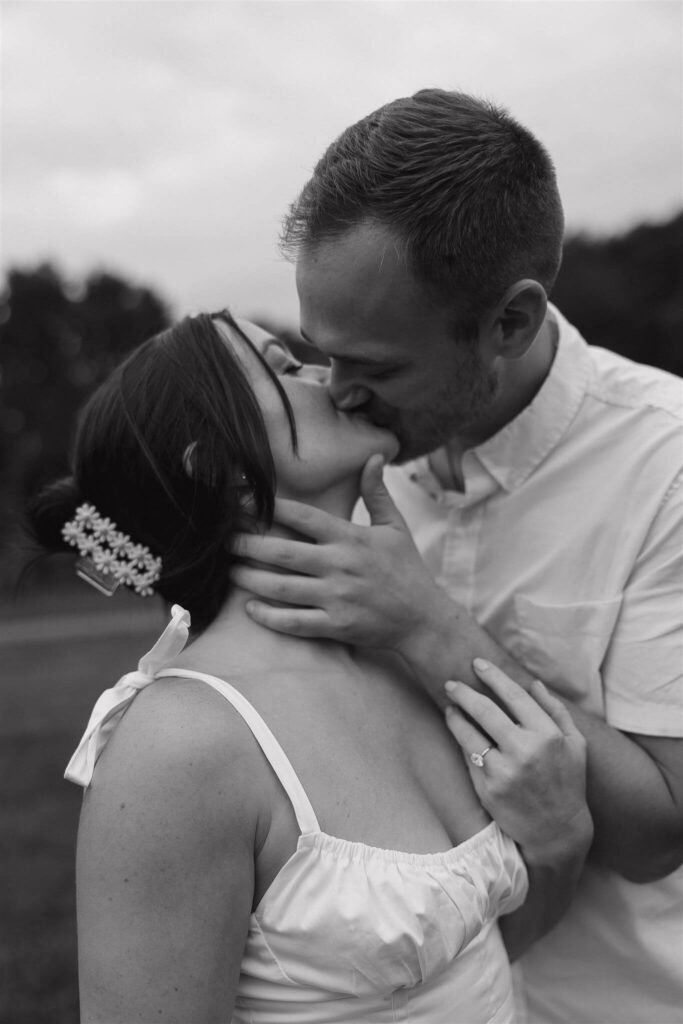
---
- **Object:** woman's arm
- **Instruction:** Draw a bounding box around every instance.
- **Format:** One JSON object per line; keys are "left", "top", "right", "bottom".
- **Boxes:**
{"left": 76, "top": 680, "right": 259, "bottom": 1024}
{"left": 444, "top": 661, "right": 593, "bottom": 961}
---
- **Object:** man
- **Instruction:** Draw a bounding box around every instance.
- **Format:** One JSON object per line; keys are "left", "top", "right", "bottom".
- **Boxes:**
{"left": 234, "top": 90, "right": 683, "bottom": 1023}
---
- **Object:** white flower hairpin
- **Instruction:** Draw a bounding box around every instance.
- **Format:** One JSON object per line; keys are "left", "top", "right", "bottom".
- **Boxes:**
{"left": 62, "top": 503, "right": 162, "bottom": 597}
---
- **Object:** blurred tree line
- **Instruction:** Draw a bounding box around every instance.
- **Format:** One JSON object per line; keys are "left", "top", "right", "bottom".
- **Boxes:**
{"left": 1, "top": 211, "right": 681, "bottom": 590}
{"left": 552, "top": 213, "right": 683, "bottom": 376}
{"left": 0, "top": 267, "right": 169, "bottom": 587}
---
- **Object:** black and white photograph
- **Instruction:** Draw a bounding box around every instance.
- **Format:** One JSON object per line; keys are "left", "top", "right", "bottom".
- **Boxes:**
{"left": 2, "top": 2, "right": 682, "bottom": 1022}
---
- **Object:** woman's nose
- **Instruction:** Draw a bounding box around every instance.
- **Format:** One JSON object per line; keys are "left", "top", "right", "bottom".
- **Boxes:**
{"left": 329, "top": 368, "right": 373, "bottom": 411}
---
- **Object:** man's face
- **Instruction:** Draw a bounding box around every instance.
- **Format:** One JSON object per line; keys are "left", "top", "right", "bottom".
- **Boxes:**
{"left": 295, "top": 223, "right": 499, "bottom": 462}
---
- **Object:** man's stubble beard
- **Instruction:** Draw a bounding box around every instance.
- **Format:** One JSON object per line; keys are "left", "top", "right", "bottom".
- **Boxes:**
{"left": 392, "top": 352, "right": 501, "bottom": 464}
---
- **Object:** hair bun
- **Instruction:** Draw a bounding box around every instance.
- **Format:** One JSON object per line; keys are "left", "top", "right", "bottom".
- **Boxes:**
{"left": 27, "top": 476, "right": 83, "bottom": 553}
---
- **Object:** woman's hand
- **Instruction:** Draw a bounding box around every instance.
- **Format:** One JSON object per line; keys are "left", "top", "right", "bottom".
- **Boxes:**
{"left": 444, "top": 658, "right": 593, "bottom": 861}
{"left": 445, "top": 658, "right": 594, "bottom": 958}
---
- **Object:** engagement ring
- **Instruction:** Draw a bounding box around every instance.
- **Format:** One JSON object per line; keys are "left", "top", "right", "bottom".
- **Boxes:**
{"left": 470, "top": 746, "right": 493, "bottom": 768}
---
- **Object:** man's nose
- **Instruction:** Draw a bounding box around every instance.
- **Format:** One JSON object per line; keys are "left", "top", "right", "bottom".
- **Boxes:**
{"left": 329, "top": 365, "right": 373, "bottom": 410}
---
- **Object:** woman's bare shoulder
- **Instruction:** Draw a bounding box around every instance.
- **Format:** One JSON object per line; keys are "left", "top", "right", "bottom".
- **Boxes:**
{"left": 86, "top": 673, "right": 268, "bottom": 827}
{"left": 77, "top": 675, "right": 260, "bottom": 1022}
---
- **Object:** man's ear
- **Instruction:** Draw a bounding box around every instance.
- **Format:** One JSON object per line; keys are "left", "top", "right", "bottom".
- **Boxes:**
{"left": 483, "top": 280, "right": 548, "bottom": 359}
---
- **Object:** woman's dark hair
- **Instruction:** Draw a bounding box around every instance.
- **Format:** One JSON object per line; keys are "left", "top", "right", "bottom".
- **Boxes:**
{"left": 282, "top": 88, "right": 564, "bottom": 333}
{"left": 27, "top": 311, "right": 297, "bottom": 633}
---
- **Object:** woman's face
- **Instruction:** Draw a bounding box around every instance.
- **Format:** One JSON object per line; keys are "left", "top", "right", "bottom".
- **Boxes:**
{"left": 214, "top": 317, "right": 399, "bottom": 501}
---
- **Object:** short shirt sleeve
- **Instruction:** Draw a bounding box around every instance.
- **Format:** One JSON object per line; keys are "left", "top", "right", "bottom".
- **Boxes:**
{"left": 602, "top": 469, "right": 683, "bottom": 737}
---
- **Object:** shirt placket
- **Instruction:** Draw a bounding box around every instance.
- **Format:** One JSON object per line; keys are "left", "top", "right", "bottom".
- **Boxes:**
{"left": 436, "top": 456, "right": 500, "bottom": 613}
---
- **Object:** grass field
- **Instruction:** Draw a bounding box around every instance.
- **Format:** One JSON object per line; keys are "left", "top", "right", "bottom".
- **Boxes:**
{"left": 1, "top": 582, "right": 166, "bottom": 1023}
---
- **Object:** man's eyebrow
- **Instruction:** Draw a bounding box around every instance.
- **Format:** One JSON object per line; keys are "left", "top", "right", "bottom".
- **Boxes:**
{"left": 299, "top": 329, "right": 395, "bottom": 368}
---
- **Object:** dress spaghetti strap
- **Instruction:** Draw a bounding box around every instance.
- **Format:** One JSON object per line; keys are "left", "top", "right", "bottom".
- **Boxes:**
{"left": 156, "top": 668, "right": 320, "bottom": 836}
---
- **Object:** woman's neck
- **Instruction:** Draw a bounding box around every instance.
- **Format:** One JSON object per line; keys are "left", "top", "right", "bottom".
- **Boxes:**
{"left": 184, "top": 581, "right": 356, "bottom": 679}
{"left": 175, "top": 481, "right": 361, "bottom": 678}
{"left": 277, "top": 474, "right": 361, "bottom": 522}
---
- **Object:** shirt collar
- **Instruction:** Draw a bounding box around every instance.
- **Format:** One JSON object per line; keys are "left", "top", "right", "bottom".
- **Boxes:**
{"left": 404, "top": 305, "right": 592, "bottom": 496}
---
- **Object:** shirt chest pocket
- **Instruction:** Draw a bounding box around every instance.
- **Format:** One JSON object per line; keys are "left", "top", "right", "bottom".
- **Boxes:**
{"left": 507, "top": 595, "right": 623, "bottom": 716}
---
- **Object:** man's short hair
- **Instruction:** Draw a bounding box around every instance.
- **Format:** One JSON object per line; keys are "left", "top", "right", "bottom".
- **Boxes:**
{"left": 282, "top": 89, "right": 565, "bottom": 322}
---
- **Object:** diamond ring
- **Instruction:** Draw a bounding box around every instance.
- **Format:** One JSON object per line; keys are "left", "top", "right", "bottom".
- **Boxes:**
{"left": 470, "top": 746, "right": 493, "bottom": 768}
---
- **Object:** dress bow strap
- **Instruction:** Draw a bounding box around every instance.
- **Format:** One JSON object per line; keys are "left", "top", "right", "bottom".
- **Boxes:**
{"left": 64, "top": 605, "right": 191, "bottom": 788}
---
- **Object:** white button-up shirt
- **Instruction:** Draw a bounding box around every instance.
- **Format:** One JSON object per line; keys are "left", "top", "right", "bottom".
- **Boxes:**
{"left": 381, "top": 305, "right": 682, "bottom": 737}
{"left": 370, "top": 305, "right": 683, "bottom": 1022}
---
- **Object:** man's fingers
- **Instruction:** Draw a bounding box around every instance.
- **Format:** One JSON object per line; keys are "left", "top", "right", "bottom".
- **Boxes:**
{"left": 231, "top": 566, "right": 324, "bottom": 607}
{"left": 235, "top": 533, "right": 325, "bottom": 575}
{"left": 244, "top": 602, "right": 334, "bottom": 638}
{"left": 360, "top": 456, "right": 410, "bottom": 529}
{"left": 271, "top": 498, "right": 352, "bottom": 541}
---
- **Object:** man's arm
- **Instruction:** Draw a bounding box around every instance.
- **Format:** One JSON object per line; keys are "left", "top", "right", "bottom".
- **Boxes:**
{"left": 233, "top": 459, "right": 683, "bottom": 883}
{"left": 391, "top": 565, "right": 683, "bottom": 884}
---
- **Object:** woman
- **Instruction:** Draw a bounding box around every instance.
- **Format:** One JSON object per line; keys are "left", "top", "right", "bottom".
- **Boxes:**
{"left": 30, "top": 311, "right": 592, "bottom": 1023}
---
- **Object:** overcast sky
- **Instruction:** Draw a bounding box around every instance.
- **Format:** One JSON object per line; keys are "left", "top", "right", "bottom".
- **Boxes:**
{"left": 2, "top": 0, "right": 681, "bottom": 323}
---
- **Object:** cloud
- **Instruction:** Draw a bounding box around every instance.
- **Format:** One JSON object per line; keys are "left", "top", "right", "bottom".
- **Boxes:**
{"left": 45, "top": 168, "right": 142, "bottom": 227}
{"left": 3, "top": 1, "right": 681, "bottom": 322}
